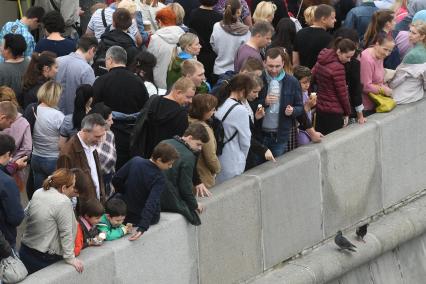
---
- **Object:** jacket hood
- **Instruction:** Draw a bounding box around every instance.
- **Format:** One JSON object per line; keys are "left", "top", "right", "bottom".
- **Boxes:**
{"left": 101, "top": 30, "right": 135, "bottom": 49}
{"left": 150, "top": 97, "right": 186, "bottom": 123}
{"left": 156, "top": 26, "right": 185, "bottom": 44}
{"left": 317, "top": 48, "right": 339, "bottom": 65}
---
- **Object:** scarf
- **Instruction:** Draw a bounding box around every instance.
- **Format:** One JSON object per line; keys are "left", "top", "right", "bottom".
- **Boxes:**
{"left": 220, "top": 21, "right": 249, "bottom": 36}
{"left": 265, "top": 70, "right": 286, "bottom": 83}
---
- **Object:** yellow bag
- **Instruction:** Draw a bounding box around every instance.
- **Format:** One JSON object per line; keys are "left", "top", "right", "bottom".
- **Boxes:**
{"left": 368, "top": 93, "right": 396, "bottom": 113}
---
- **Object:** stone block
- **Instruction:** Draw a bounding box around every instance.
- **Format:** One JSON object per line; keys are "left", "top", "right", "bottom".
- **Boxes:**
{"left": 320, "top": 122, "right": 383, "bottom": 237}
{"left": 248, "top": 147, "right": 323, "bottom": 269}
{"left": 112, "top": 213, "right": 198, "bottom": 284}
{"left": 370, "top": 100, "right": 426, "bottom": 207}
{"left": 21, "top": 243, "right": 116, "bottom": 284}
{"left": 367, "top": 251, "right": 403, "bottom": 284}
{"left": 334, "top": 263, "right": 373, "bottom": 284}
{"left": 198, "top": 175, "right": 262, "bottom": 284}
{"left": 395, "top": 233, "right": 426, "bottom": 283}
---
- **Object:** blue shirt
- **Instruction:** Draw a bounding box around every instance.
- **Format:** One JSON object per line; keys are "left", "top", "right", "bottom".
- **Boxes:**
{"left": 56, "top": 52, "right": 96, "bottom": 114}
{"left": 0, "top": 20, "right": 35, "bottom": 62}
{"left": 35, "top": 38, "right": 76, "bottom": 57}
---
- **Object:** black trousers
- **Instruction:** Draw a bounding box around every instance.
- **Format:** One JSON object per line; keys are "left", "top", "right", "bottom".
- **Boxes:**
{"left": 316, "top": 111, "right": 344, "bottom": 135}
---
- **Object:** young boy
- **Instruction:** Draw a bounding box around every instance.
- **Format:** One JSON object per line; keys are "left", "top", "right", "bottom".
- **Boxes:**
{"left": 112, "top": 142, "right": 180, "bottom": 241}
{"left": 96, "top": 198, "right": 132, "bottom": 241}
{"left": 74, "top": 199, "right": 105, "bottom": 256}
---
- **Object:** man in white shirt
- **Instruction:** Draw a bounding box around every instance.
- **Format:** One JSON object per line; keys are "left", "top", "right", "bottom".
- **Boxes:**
{"left": 57, "top": 113, "right": 107, "bottom": 204}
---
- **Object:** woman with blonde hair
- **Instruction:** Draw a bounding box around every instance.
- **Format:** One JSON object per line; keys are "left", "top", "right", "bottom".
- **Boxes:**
{"left": 390, "top": 20, "right": 426, "bottom": 104}
{"left": 253, "top": 1, "right": 277, "bottom": 24}
{"left": 20, "top": 169, "right": 83, "bottom": 274}
{"left": 168, "top": 2, "right": 188, "bottom": 31}
{"left": 304, "top": 5, "right": 317, "bottom": 26}
{"left": 30, "top": 81, "right": 65, "bottom": 190}
{"left": 167, "top": 33, "right": 202, "bottom": 88}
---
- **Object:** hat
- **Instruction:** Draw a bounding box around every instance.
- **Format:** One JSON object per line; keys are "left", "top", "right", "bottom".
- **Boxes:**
{"left": 374, "top": 0, "right": 394, "bottom": 10}
{"left": 412, "top": 10, "right": 426, "bottom": 23}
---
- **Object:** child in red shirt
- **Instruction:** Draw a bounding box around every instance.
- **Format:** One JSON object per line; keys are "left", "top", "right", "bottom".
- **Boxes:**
{"left": 74, "top": 199, "right": 105, "bottom": 256}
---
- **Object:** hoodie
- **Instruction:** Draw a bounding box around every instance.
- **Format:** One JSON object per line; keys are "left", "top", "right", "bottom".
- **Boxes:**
{"left": 312, "top": 48, "right": 351, "bottom": 116}
{"left": 147, "top": 26, "right": 185, "bottom": 89}
{"left": 166, "top": 52, "right": 194, "bottom": 89}
{"left": 144, "top": 96, "right": 189, "bottom": 158}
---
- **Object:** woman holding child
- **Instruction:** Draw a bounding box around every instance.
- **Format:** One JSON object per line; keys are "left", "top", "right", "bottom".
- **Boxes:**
{"left": 20, "top": 169, "right": 84, "bottom": 274}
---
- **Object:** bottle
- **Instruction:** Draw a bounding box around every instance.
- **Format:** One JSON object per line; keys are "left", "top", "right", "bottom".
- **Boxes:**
{"left": 268, "top": 79, "right": 280, "bottom": 114}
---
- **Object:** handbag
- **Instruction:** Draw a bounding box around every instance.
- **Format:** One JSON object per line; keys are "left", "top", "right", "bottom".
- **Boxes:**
{"left": 368, "top": 93, "right": 396, "bottom": 113}
{"left": 0, "top": 250, "right": 28, "bottom": 283}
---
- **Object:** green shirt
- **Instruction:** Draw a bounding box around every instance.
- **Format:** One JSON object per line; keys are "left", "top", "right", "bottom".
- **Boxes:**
{"left": 96, "top": 214, "right": 126, "bottom": 241}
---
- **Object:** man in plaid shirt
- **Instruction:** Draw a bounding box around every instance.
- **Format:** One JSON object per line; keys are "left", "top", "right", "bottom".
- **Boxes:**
{"left": 90, "top": 104, "right": 117, "bottom": 197}
{"left": 0, "top": 7, "right": 45, "bottom": 62}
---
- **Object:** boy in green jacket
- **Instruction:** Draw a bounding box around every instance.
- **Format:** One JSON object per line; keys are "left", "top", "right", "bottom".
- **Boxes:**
{"left": 97, "top": 198, "right": 132, "bottom": 241}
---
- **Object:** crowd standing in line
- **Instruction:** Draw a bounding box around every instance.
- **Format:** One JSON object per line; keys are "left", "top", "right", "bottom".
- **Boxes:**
{"left": 0, "top": 0, "right": 424, "bottom": 278}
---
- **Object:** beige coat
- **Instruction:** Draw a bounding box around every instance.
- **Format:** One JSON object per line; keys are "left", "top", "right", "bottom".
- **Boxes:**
{"left": 188, "top": 118, "right": 221, "bottom": 188}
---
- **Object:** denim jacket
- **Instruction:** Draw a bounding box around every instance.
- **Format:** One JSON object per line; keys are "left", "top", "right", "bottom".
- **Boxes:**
{"left": 343, "top": 3, "right": 378, "bottom": 40}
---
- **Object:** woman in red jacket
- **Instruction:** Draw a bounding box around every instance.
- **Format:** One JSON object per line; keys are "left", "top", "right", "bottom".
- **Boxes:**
{"left": 312, "top": 37, "right": 356, "bottom": 135}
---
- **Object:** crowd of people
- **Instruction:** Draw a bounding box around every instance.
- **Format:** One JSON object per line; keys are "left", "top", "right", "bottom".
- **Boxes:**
{"left": 0, "top": 0, "right": 424, "bottom": 278}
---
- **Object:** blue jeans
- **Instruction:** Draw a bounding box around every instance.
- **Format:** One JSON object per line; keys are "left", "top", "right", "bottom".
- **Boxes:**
{"left": 262, "top": 133, "right": 288, "bottom": 158}
{"left": 19, "top": 244, "right": 62, "bottom": 275}
{"left": 31, "top": 155, "right": 57, "bottom": 190}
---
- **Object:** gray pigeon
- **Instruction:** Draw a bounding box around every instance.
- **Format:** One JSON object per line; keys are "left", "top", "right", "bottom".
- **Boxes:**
{"left": 335, "top": 230, "right": 357, "bottom": 252}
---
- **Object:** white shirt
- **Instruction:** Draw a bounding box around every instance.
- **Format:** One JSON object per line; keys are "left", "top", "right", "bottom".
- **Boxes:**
{"left": 77, "top": 133, "right": 101, "bottom": 200}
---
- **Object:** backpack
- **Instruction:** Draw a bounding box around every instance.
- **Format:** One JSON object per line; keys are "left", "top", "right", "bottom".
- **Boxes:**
{"left": 210, "top": 102, "right": 240, "bottom": 156}
{"left": 129, "top": 95, "right": 161, "bottom": 158}
{"left": 23, "top": 103, "right": 38, "bottom": 134}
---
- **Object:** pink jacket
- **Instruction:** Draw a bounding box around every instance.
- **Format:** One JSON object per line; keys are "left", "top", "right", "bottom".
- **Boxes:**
{"left": 360, "top": 48, "right": 386, "bottom": 111}
{"left": 3, "top": 113, "right": 32, "bottom": 161}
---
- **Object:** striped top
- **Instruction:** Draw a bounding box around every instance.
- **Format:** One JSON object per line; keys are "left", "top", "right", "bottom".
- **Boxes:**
{"left": 87, "top": 6, "right": 138, "bottom": 43}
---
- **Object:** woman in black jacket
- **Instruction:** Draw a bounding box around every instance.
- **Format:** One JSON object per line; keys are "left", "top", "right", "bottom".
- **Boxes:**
{"left": 19, "top": 51, "right": 57, "bottom": 109}
{"left": 334, "top": 27, "right": 367, "bottom": 124}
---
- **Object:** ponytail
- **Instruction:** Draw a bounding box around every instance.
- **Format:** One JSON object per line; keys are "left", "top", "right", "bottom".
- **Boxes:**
{"left": 168, "top": 45, "right": 180, "bottom": 71}
{"left": 22, "top": 51, "right": 57, "bottom": 91}
{"left": 223, "top": 0, "right": 241, "bottom": 25}
{"left": 364, "top": 9, "right": 394, "bottom": 47}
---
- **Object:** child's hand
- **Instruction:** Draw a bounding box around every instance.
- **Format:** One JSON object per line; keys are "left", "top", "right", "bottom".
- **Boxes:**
{"left": 308, "top": 95, "right": 317, "bottom": 108}
{"left": 255, "top": 105, "right": 265, "bottom": 120}
{"left": 125, "top": 223, "right": 133, "bottom": 234}
{"left": 285, "top": 105, "right": 294, "bottom": 116}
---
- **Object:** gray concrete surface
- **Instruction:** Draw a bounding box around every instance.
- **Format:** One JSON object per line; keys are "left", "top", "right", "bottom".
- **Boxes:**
{"left": 20, "top": 98, "right": 426, "bottom": 283}
{"left": 198, "top": 175, "right": 263, "bottom": 284}
{"left": 250, "top": 147, "right": 323, "bottom": 269}
{"left": 248, "top": 191, "right": 426, "bottom": 284}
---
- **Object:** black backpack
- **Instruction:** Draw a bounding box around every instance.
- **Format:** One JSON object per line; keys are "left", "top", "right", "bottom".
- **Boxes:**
{"left": 210, "top": 102, "right": 240, "bottom": 156}
{"left": 129, "top": 95, "right": 161, "bottom": 158}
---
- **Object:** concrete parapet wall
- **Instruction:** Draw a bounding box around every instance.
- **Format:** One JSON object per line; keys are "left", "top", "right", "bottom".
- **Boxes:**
{"left": 21, "top": 99, "right": 426, "bottom": 283}
{"left": 249, "top": 190, "right": 426, "bottom": 284}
